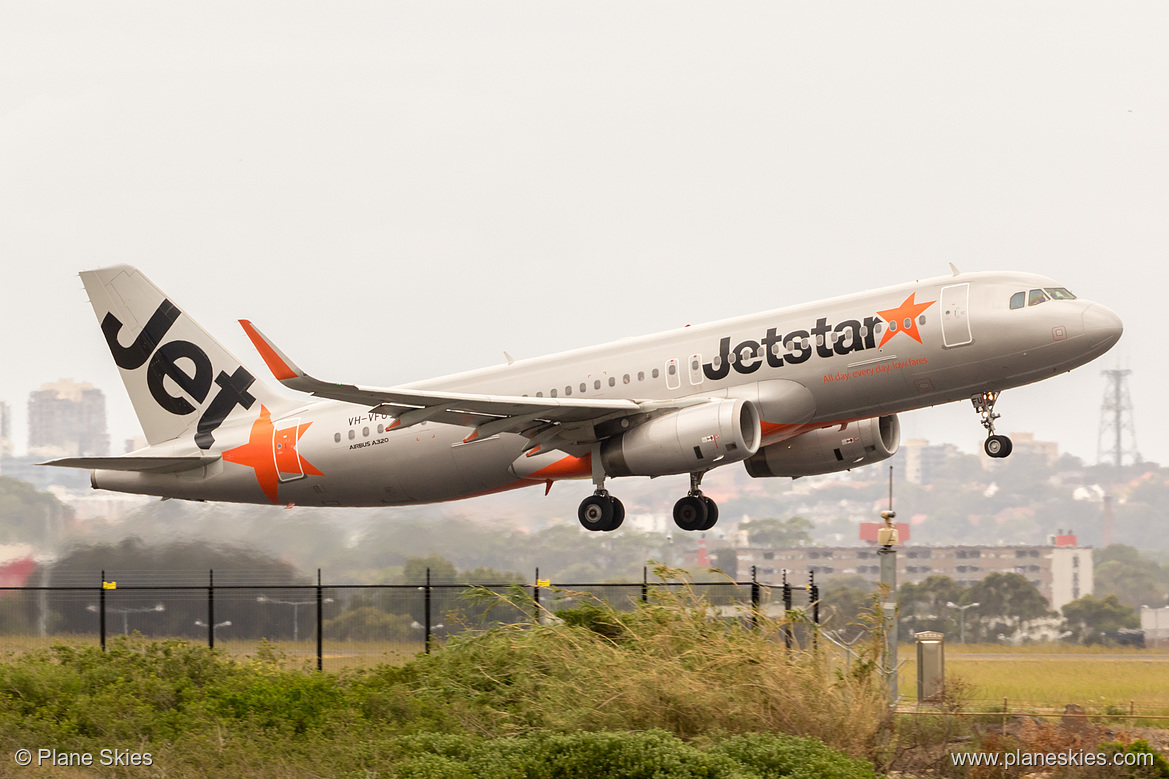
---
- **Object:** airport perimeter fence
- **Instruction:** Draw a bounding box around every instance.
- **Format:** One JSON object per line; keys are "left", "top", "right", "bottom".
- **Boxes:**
{"left": 0, "top": 567, "right": 823, "bottom": 672}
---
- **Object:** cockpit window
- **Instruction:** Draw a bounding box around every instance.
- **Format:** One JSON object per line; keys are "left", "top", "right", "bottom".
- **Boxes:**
{"left": 1028, "top": 288, "right": 1050, "bottom": 306}
{"left": 1009, "top": 291, "right": 1025, "bottom": 310}
{"left": 1044, "top": 287, "right": 1076, "bottom": 300}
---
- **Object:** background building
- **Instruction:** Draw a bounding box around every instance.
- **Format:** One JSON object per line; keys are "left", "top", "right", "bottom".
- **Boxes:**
{"left": 0, "top": 401, "right": 11, "bottom": 457}
{"left": 27, "top": 379, "right": 109, "bottom": 458}
{"left": 980, "top": 432, "right": 1060, "bottom": 467}
{"left": 733, "top": 534, "right": 1091, "bottom": 611}
{"left": 900, "top": 438, "right": 960, "bottom": 485}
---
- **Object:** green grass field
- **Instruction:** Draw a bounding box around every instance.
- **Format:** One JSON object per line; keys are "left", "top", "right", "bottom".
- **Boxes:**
{"left": 896, "top": 643, "right": 1169, "bottom": 716}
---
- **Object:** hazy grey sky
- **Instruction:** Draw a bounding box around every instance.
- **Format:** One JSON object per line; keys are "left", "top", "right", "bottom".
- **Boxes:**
{"left": 2, "top": 3, "right": 1166, "bottom": 465}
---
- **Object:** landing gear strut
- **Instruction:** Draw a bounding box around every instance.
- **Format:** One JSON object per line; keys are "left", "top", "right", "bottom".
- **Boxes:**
{"left": 673, "top": 472, "right": 719, "bottom": 531}
{"left": 972, "top": 391, "right": 1013, "bottom": 458}
{"left": 577, "top": 445, "right": 625, "bottom": 532}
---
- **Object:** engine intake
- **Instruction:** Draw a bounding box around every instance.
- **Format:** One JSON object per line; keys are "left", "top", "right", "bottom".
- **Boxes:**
{"left": 744, "top": 414, "right": 900, "bottom": 478}
{"left": 601, "top": 399, "right": 761, "bottom": 477}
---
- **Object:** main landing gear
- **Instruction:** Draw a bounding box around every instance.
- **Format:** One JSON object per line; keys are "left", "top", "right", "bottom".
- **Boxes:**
{"left": 578, "top": 448, "right": 625, "bottom": 532}
{"left": 972, "top": 390, "right": 1013, "bottom": 459}
{"left": 577, "top": 490, "right": 625, "bottom": 532}
{"left": 673, "top": 471, "right": 718, "bottom": 532}
{"left": 576, "top": 471, "right": 720, "bottom": 533}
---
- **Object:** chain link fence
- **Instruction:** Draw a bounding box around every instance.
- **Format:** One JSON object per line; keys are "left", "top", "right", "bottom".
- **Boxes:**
{"left": 0, "top": 568, "right": 821, "bottom": 671}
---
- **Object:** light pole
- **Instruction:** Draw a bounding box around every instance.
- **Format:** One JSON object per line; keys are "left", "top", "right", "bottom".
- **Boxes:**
{"left": 257, "top": 595, "right": 332, "bottom": 642}
{"left": 195, "top": 619, "right": 232, "bottom": 635}
{"left": 947, "top": 601, "right": 980, "bottom": 644}
{"left": 88, "top": 603, "right": 165, "bottom": 635}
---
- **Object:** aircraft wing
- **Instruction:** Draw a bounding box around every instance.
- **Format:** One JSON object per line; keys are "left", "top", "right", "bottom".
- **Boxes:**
{"left": 239, "top": 321, "right": 697, "bottom": 446}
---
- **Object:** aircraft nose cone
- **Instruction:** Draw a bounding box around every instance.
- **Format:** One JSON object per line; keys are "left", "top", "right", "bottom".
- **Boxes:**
{"left": 1082, "top": 303, "right": 1123, "bottom": 348}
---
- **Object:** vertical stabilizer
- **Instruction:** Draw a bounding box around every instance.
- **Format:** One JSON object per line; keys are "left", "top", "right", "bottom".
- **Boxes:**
{"left": 81, "top": 265, "right": 292, "bottom": 449}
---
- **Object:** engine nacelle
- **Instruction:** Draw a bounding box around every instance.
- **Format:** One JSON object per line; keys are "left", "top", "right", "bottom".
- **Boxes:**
{"left": 601, "top": 399, "right": 761, "bottom": 477}
{"left": 744, "top": 414, "right": 900, "bottom": 478}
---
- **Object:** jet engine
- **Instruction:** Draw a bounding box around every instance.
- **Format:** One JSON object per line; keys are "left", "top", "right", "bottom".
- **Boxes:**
{"left": 744, "top": 414, "right": 900, "bottom": 478}
{"left": 601, "top": 399, "right": 761, "bottom": 477}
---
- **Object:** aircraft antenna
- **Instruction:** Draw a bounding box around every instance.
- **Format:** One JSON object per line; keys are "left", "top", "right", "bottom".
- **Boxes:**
{"left": 1097, "top": 369, "right": 1140, "bottom": 467}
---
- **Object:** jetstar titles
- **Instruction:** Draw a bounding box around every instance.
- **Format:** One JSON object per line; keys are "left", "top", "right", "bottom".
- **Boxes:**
{"left": 703, "top": 294, "right": 935, "bottom": 381}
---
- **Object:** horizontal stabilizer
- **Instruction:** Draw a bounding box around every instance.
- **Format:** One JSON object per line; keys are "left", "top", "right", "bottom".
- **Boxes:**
{"left": 39, "top": 455, "right": 220, "bottom": 474}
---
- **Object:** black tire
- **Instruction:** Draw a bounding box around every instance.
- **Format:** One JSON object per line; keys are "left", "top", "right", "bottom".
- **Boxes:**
{"left": 985, "top": 435, "right": 1012, "bottom": 458}
{"left": 579, "top": 494, "right": 615, "bottom": 531}
{"left": 698, "top": 496, "right": 719, "bottom": 530}
{"left": 673, "top": 495, "right": 708, "bottom": 531}
{"left": 609, "top": 496, "right": 625, "bottom": 531}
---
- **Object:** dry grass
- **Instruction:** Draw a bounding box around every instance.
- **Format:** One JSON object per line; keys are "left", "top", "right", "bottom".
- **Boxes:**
{"left": 401, "top": 574, "right": 891, "bottom": 759}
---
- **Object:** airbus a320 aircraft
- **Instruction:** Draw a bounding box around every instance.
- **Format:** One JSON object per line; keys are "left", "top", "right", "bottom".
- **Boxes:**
{"left": 44, "top": 265, "right": 1122, "bottom": 532}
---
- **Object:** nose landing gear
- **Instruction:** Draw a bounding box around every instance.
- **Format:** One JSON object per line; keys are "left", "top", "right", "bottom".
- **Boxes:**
{"left": 972, "top": 391, "right": 1013, "bottom": 458}
{"left": 672, "top": 471, "right": 719, "bottom": 531}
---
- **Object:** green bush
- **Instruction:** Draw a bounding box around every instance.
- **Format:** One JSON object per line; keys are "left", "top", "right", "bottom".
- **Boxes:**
{"left": 379, "top": 731, "right": 878, "bottom": 779}
{"left": 0, "top": 589, "right": 889, "bottom": 777}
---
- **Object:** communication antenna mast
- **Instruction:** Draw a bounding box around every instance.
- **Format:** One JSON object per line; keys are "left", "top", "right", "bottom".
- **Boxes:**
{"left": 1097, "top": 369, "right": 1140, "bottom": 467}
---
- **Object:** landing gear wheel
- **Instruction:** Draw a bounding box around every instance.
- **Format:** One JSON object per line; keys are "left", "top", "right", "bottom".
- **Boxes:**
{"left": 673, "top": 495, "right": 709, "bottom": 531}
{"left": 984, "top": 435, "right": 1013, "bottom": 458}
{"left": 609, "top": 496, "right": 626, "bottom": 530}
{"left": 698, "top": 496, "right": 719, "bottom": 531}
{"left": 579, "top": 493, "right": 619, "bottom": 532}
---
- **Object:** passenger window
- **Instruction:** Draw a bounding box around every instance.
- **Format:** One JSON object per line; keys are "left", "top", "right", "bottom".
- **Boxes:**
{"left": 536, "top": 391, "right": 543, "bottom": 397}
{"left": 377, "top": 424, "right": 384, "bottom": 434}
{"left": 348, "top": 430, "right": 356, "bottom": 440}
{"left": 918, "top": 315, "right": 926, "bottom": 325}
{"left": 334, "top": 433, "right": 341, "bottom": 443}
{"left": 551, "top": 389, "right": 557, "bottom": 398}
{"left": 889, "top": 320, "right": 898, "bottom": 332}
{"left": 609, "top": 377, "right": 616, "bottom": 387}
{"left": 652, "top": 368, "right": 660, "bottom": 379}
{"left": 565, "top": 386, "right": 572, "bottom": 396}
{"left": 594, "top": 380, "right": 601, "bottom": 390}
{"left": 637, "top": 371, "right": 644, "bottom": 381}
{"left": 363, "top": 427, "right": 369, "bottom": 437}
{"left": 1028, "top": 288, "right": 1049, "bottom": 306}
{"left": 874, "top": 322, "right": 883, "bottom": 334}
{"left": 623, "top": 374, "right": 630, "bottom": 384}
{"left": 579, "top": 383, "right": 586, "bottom": 393}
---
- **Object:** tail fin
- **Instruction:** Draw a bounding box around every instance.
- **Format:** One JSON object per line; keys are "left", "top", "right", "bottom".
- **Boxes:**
{"left": 81, "top": 265, "right": 292, "bottom": 449}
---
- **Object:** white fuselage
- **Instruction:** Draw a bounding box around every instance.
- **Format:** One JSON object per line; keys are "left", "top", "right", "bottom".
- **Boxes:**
{"left": 91, "top": 270, "right": 1122, "bottom": 507}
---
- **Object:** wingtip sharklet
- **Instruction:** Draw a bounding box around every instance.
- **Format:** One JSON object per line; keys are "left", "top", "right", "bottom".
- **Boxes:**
{"left": 238, "top": 320, "right": 303, "bottom": 382}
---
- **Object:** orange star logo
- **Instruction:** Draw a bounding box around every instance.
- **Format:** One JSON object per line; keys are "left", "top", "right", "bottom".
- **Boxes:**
{"left": 222, "top": 405, "right": 323, "bottom": 504}
{"left": 875, "top": 293, "right": 936, "bottom": 348}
